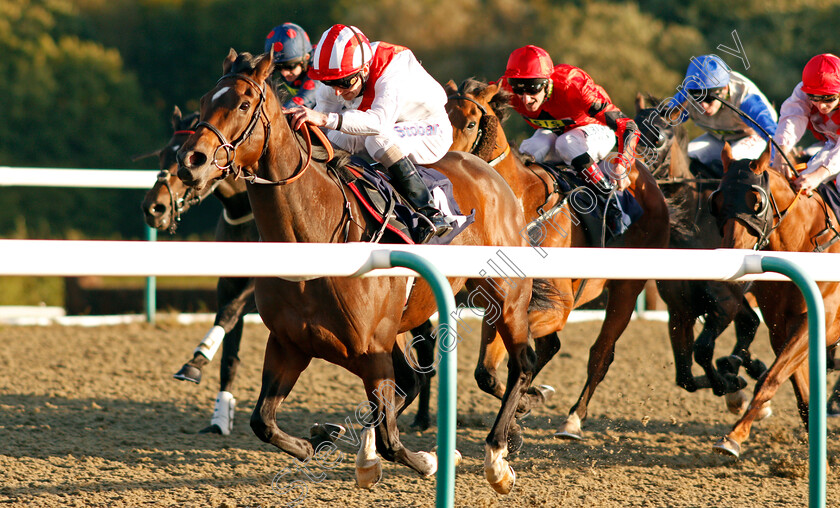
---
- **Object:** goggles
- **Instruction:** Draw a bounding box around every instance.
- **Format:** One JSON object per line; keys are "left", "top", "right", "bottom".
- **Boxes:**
{"left": 320, "top": 72, "right": 362, "bottom": 90}
{"left": 806, "top": 93, "right": 840, "bottom": 103}
{"left": 274, "top": 61, "right": 303, "bottom": 71}
{"left": 508, "top": 78, "right": 549, "bottom": 96}
{"left": 687, "top": 87, "right": 727, "bottom": 104}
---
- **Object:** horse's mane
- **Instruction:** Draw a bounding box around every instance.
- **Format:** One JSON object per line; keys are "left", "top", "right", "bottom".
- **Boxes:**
{"left": 178, "top": 111, "right": 200, "bottom": 131}
{"left": 459, "top": 77, "right": 513, "bottom": 123}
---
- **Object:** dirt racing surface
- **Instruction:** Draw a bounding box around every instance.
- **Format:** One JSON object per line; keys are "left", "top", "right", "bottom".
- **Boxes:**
{"left": 1, "top": 317, "right": 839, "bottom": 507}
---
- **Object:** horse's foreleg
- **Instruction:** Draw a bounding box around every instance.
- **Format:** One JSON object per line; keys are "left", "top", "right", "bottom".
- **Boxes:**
{"left": 731, "top": 297, "right": 767, "bottom": 380}
{"left": 714, "top": 323, "right": 810, "bottom": 458}
{"left": 356, "top": 358, "right": 438, "bottom": 490}
{"left": 556, "top": 279, "right": 643, "bottom": 440}
{"left": 665, "top": 309, "right": 707, "bottom": 392}
{"left": 250, "top": 332, "right": 315, "bottom": 461}
{"left": 474, "top": 325, "right": 508, "bottom": 401}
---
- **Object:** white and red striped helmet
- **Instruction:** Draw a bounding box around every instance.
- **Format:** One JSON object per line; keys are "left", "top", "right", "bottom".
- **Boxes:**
{"left": 309, "top": 24, "right": 373, "bottom": 81}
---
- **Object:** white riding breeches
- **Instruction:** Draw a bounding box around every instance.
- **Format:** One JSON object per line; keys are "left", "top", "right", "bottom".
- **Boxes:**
{"left": 519, "top": 124, "right": 617, "bottom": 166}
{"left": 688, "top": 132, "right": 767, "bottom": 167}
{"left": 327, "top": 114, "right": 453, "bottom": 165}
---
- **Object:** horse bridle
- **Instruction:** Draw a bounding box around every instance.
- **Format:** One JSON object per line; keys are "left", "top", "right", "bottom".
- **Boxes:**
{"left": 447, "top": 94, "right": 510, "bottom": 166}
{"left": 709, "top": 167, "right": 782, "bottom": 250}
{"left": 195, "top": 71, "right": 332, "bottom": 186}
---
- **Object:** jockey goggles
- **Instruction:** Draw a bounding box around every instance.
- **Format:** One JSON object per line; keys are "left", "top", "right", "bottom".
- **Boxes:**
{"left": 275, "top": 60, "right": 303, "bottom": 71}
{"left": 806, "top": 92, "right": 840, "bottom": 103}
{"left": 687, "top": 87, "right": 727, "bottom": 104}
{"left": 320, "top": 72, "right": 362, "bottom": 89}
{"left": 508, "top": 78, "right": 549, "bottom": 96}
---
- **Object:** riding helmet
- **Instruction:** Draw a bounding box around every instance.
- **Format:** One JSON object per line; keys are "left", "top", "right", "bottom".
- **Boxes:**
{"left": 264, "top": 22, "right": 313, "bottom": 66}
{"left": 504, "top": 45, "right": 554, "bottom": 80}
{"left": 801, "top": 53, "right": 840, "bottom": 95}
{"left": 309, "top": 24, "right": 373, "bottom": 81}
{"left": 683, "top": 54, "right": 731, "bottom": 90}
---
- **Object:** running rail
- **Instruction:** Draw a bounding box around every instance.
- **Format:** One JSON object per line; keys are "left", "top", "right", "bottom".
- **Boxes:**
{"left": 0, "top": 240, "right": 836, "bottom": 508}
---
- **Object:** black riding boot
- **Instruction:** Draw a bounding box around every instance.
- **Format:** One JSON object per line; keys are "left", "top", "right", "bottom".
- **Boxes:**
{"left": 387, "top": 157, "right": 453, "bottom": 243}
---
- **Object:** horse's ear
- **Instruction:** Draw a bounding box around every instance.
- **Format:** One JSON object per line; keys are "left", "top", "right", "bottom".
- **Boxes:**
{"left": 635, "top": 92, "right": 646, "bottom": 112}
{"left": 171, "top": 105, "right": 182, "bottom": 130}
{"left": 223, "top": 48, "right": 237, "bottom": 74}
{"left": 255, "top": 53, "right": 273, "bottom": 82}
{"left": 444, "top": 80, "right": 458, "bottom": 95}
{"left": 751, "top": 143, "right": 772, "bottom": 174}
{"left": 721, "top": 142, "right": 733, "bottom": 173}
{"left": 479, "top": 81, "right": 502, "bottom": 103}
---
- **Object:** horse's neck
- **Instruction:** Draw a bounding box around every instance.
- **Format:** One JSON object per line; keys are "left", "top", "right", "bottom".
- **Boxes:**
{"left": 213, "top": 176, "right": 252, "bottom": 221}
{"left": 248, "top": 126, "right": 350, "bottom": 244}
{"left": 767, "top": 171, "right": 833, "bottom": 252}
{"left": 666, "top": 141, "right": 691, "bottom": 179}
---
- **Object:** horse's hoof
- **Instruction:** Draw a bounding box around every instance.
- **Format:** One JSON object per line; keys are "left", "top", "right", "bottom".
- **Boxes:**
{"left": 487, "top": 464, "right": 516, "bottom": 495}
{"left": 198, "top": 424, "right": 223, "bottom": 434}
{"left": 756, "top": 404, "right": 773, "bottom": 421}
{"left": 431, "top": 447, "right": 462, "bottom": 469}
{"left": 410, "top": 414, "right": 431, "bottom": 431}
{"left": 713, "top": 436, "right": 741, "bottom": 458}
{"left": 553, "top": 416, "right": 582, "bottom": 440}
{"left": 507, "top": 424, "right": 524, "bottom": 456}
{"left": 310, "top": 423, "right": 345, "bottom": 447}
{"left": 355, "top": 457, "right": 382, "bottom": 490}
{"left": 724, "top": 390, "right": 749, "bottom": 415}
{"left": 828, "top": 399, "right": 840, "bottom": 417}
{"left": 528, "top": 384, "right": 556, "bottom": 403}
{"left": 173, "top": 364, "right": 202, "bottom": 384}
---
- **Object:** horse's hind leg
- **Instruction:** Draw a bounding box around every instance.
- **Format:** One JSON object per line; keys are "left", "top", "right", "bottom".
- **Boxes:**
{"left": 556, "top": 279, "right": 644, "bottom": 440}
{"left": 250, "top": 332, "right": 318, "bottom": 461}
{"left": 714, "top": 322, "right": 810, "bottom": 458}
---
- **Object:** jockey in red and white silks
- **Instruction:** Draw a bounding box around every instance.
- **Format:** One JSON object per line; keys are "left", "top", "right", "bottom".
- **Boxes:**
{"left": 288, "top": 24, "right": 453, "bottom": 242}
{"left": 773, "top": 54, "right": 840, "bottom": 195}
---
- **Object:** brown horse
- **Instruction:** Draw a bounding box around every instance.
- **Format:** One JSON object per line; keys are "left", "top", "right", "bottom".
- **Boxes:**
{"left": 444, "top": 78, "right": 670, "bottom": 439}
{"left": 709, "top": 144, "right": 840, "bottom": 457}
{"left": 140, "top": 105, "right": 258, "bottom": 435}
{"left": 176, "top": 50, "right": 536, "bottom": 494}
{"left": 634, "top": 94, "right": 769, "bottom": 418}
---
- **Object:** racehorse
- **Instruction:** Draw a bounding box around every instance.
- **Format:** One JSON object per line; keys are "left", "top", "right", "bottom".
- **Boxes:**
{"left": 709, "top": 144, "right": 840, "bottom": 457}
{"left": 634, "top": 94, "right": 769, "bottom": 418}
{"left": 176, "top": 50, "right": 538, "bottom": 494}
{"left": 140, "top": 105, "right": 258, "bottom": 435}
{"left": 444, "top": 78, "right": 670, "bottom": 440}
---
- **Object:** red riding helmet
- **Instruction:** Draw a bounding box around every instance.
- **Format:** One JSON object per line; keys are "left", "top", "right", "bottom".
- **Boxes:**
{"left": 309, "top": 24, "right": 373, "bottom": 81}
{"left": 801, "top": 53, "right": 840, "bottom": 95}
{"left": 504, "top": 45, "right": 554, "bottom": 80}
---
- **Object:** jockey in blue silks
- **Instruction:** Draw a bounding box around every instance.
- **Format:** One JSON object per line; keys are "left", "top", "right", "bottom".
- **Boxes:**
{"left": 665, "top": 54, "right": 778, "bottom": 177}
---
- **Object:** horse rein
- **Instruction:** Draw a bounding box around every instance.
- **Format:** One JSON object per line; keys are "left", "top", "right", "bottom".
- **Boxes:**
{"left": 194, "top": 72, "right": 334, "bottom": 186}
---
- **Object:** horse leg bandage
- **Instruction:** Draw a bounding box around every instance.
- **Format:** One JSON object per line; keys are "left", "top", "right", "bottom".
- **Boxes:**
{"left": 210, "top": 390, "right": 236, "bottom": 435}
{"left": 193, "top": 325, "right": 226, "bottom": 361}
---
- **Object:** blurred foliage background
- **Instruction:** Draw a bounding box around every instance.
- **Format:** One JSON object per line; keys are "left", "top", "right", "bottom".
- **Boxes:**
{"left": 3, "top": 0, "right": 840, "bottom": 303}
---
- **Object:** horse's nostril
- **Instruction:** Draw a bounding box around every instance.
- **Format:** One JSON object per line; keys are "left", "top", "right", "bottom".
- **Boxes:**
{"left": 151, "top": 204, "right": 167, "bottom": 216}
{"left": 189, "top": 151, "right": 207, "bottom": 167}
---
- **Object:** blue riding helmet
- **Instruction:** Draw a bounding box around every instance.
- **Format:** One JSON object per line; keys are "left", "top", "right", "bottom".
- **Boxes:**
{"left": 264, "top": 22, "right": 313, "bottom": 65}
{"left": 683, "top": 54, "right": 731, "bottom": 90}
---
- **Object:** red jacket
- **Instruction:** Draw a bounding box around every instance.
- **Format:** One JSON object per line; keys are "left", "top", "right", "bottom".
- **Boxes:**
{"left": 502, "top": 65, "right": 637, "bottom": 153}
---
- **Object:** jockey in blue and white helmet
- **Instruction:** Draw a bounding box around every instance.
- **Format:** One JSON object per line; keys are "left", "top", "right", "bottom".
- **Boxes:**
{"left": 264, "top": 22, "right": 318, "bottom": 108}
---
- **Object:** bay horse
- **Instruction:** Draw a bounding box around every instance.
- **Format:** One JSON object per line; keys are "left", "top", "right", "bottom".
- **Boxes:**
{"left": 634, "top": 94, "right": 770, "bottom": 418}
{"left": 444, "top": 78, "right": 670, "bottom": 440}
{"left": 140, "top": 105, "right": 258, "bottom": 435}
{"left": 176, "top": 50, "right": 537, "bottom": 494}
{"left": 709, "top": 144, "right": 840, "bottom": 457}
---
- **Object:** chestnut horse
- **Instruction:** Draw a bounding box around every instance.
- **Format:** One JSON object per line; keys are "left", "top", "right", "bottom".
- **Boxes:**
{"left": 709, "top": 144, "right": 840, "bottom": 457}
{"left": 176, "top": 50, "right": 536, "bottom": 494}
{"left": 444, "top": 78, "right": 670, "bottom": 440}
{"left": 140, "top": 105, "right": 258, "bottom": 435}
{"left": 634, "top": 94, "right": 769, "bottom": 418}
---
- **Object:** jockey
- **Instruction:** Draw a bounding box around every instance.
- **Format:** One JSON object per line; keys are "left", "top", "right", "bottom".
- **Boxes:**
{"left": 264, "top": 22, "right": 318, "bottom": 109}
{"left": 773, "top": 53, "right": 840, "bottom": 194}
{"left": 666, "top": 54, "right": 777, "bottom": 178}
{"left": 500, "top": 44, "right": 638, "bottom": 234}
{"left": 288, "top": 24, "right": 454, "bottom": 243}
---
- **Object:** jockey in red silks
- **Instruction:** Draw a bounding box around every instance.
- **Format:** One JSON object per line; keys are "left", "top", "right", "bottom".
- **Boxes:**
{"left": 287, "top": 24, "right": 453, "bottom": 243}
{"left": 264, "top": 22, "right": 318, "bottom": 109}
{"left": 773, "top": 53, "right": 840, "bottom": 195}
{"left": 500, "top": 45, "right": 639, "bottom": 233}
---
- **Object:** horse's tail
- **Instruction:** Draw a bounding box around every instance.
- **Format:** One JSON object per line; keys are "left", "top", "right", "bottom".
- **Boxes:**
{"left": 529, "top": 278, "right": 570, "bottom": 312}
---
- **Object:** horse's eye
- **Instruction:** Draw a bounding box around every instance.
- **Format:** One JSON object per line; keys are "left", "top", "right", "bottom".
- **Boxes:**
{"left": 239, "top": 102, "right": 250, "bottom": 111}
{"left": 467, "top": 121, "right": 476, "bottom": 130}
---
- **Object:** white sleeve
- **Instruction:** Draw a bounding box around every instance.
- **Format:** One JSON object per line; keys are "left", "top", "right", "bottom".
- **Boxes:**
{"left": 339, "top": 52, "right": 416, "bottom": 136}
{"left": 773, "top": 83, "right": 811, "bottom": 152}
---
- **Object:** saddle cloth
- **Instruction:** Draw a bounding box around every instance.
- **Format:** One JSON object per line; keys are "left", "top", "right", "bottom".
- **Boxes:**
{"left": 344, "top": 156, "right": 475, "bottom": 245}
{"left": 529, "top": 163, "right": 644, "bottom": 246}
